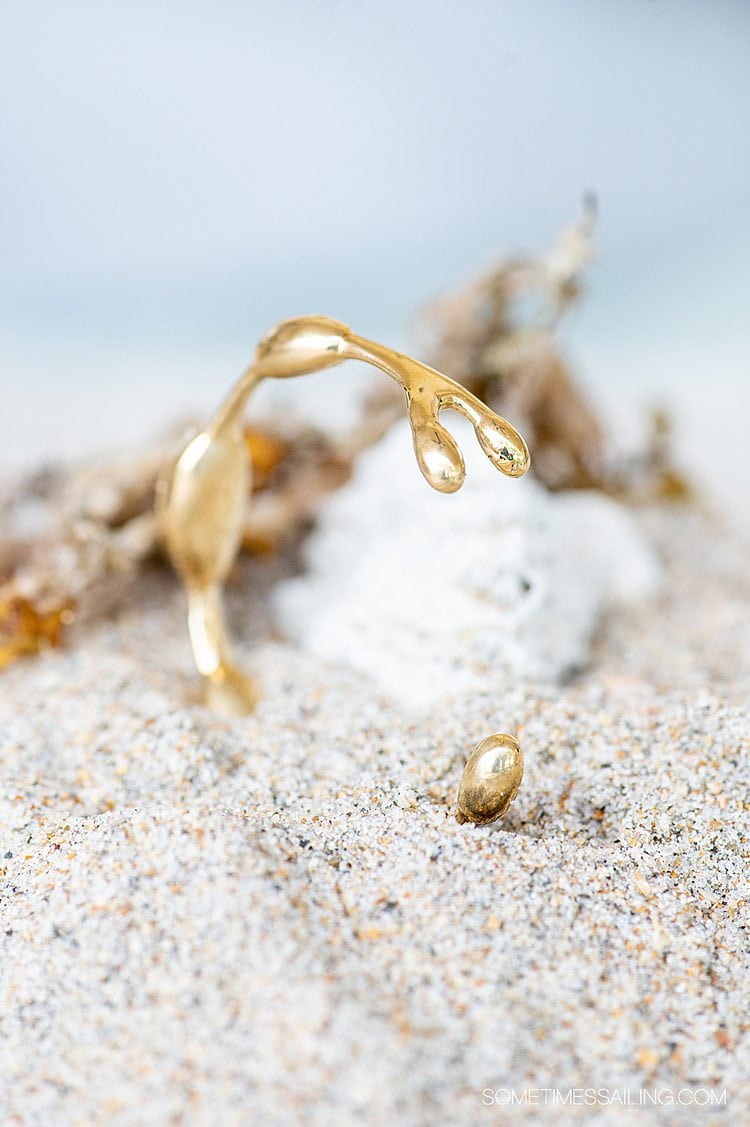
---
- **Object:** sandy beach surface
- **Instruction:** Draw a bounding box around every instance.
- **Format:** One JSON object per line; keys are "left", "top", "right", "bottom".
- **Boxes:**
{"left": 1, "top": 494, "right": 748, "bottom": 1125}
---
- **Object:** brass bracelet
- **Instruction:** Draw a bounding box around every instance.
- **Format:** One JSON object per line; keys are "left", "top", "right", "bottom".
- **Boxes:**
{"left": 158, "top": 315, "right": 529, "bottom": 825}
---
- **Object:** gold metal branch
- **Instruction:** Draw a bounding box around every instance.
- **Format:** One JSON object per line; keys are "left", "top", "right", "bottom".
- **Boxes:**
{"left": 158, "top": 315, "right": 531, "bottom": 823}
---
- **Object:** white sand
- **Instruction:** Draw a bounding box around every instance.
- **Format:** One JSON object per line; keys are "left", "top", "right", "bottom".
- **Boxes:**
{"left": 1, "top": 501, "right": 749, "bottom": 1124}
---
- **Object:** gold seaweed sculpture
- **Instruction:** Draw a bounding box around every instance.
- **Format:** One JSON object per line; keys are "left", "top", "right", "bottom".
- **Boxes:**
{"left": 159, "top": 315, "right": 530, "bottom": 824}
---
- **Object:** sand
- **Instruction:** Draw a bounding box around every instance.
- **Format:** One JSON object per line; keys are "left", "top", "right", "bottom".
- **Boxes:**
{"left": 1, "top": 497, "right": 748, "bottom": 1125}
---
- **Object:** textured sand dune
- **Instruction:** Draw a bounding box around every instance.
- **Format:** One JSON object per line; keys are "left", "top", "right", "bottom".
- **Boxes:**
{"left": 0, "top": 501, "right": 748, "bottom": 1125}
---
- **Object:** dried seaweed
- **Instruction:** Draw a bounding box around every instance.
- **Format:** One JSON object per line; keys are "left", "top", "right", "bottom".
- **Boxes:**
{"left": 0, "top": 419, "right": 359, "bottom": 666}
{"left": 417, "top": 196, "right": 687, "bottom": 497}
{"left": 0, "top": 594, "right": 75, "bottom": 670}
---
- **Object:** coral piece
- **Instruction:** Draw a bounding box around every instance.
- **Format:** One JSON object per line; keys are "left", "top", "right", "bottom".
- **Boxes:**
{"left": 275, "top": 421, "right": 660, "bottom": 712}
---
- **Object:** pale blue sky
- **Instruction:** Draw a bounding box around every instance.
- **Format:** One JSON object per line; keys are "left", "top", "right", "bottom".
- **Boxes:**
{"left": 2, "top": 0, "right": 748, "bottom": 339}
{"left": 1, "top": 1, "right": 748, "bottom": 477}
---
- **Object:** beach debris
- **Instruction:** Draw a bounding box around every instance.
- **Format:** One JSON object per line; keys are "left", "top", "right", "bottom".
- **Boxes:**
{"left": 417, "top": 197, "right": 688, "bottom": 498}
{"left": 275, "top": 421, "right": 660, "bottom": 712}
{"left": 0, "top": 418, "right": 357, "bottom": 666}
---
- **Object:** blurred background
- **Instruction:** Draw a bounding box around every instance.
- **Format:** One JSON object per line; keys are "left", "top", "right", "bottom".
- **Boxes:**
{"left": 1, "top": 0, "right": 748, "bottom": 513}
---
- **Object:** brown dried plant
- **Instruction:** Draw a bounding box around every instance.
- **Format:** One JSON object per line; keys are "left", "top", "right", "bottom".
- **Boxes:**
{"left": 417, "top": 196, "right": 686, "bottom": 497}
{"left": 0, "top": 422, "right": 354, "bottom": 670}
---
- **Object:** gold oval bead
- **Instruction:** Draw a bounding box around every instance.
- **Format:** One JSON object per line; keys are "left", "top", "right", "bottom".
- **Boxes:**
{"left": 455, "top": 733, "right": 523, "bottom": 825}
